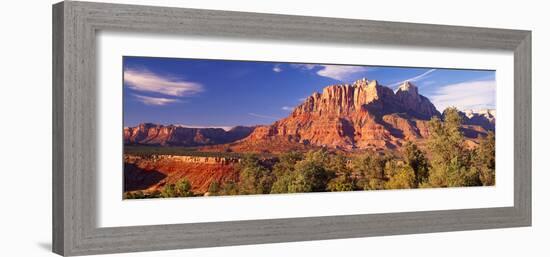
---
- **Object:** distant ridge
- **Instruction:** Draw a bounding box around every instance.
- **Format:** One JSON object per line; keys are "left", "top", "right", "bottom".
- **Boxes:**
{"left": 124, "top": 123, "right": 255, "bottom": 146}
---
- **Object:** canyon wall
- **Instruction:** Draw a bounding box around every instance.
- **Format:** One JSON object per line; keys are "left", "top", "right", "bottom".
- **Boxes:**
{"left": 124, "top": 154, "right": 239, "bottom": 194}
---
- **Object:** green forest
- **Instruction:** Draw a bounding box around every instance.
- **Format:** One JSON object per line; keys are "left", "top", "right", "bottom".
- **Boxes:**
{"left": 124, "top": 108, "right": 495, "bottom": 199}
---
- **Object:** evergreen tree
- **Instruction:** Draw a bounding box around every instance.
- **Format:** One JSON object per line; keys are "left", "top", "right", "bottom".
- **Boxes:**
{"left": 273, "top": 151, "right": 303, "bottom": 177}
{"left": 161, "top": 178, "right": 194, "bottom": 197}
{"left": 161, "top": 183, "right": 177, "bottom": 198}
{"left": 271, "top": 149, "right": 335, "bottom": 193}
{"left": 220, "top": 181, "right": 239, "bottom": 195}
{"left": 270, "top": 151, "right": 304, "bottom": 194}
{"left": 174, "top": 179, "right": 194, "bottom": 197}
{"left": 326, "top": 153, "right": 355, "bottom": 191}
{"left": 237, "top": 154, "right": 274, "bottom": 194}
{"left": 385, "top": 163, "right": 416, "bottom": 190}
{"left": 327, "top": 170, "right": 356, "bottom": 192}
{"left": 207, "top": 181, "right": 220, "bottom": 196}
{"left": 293, "top": 157, "right": 332, "bottom": 192}
{"left": 425, "top": 107, "right": 480, "bottom": 187}
{"left": 474, "top": 131, "right": 496, "bottom": 186}
{"left": 270, "top": 172, "right": 293, "bottom": 194}
{"left": 287, "top": 171, "right": 311, "bottom": 193}
{"left": 403, "top": 142, "right": 429, "bottom": 186}
{"left": 352, "top": 152, "right": 387, "bottom": 190}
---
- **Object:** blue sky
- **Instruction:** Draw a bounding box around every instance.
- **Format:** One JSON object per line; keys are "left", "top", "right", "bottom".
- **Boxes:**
{"left": 123, "top": 56, "right": 495, "bottom": 128}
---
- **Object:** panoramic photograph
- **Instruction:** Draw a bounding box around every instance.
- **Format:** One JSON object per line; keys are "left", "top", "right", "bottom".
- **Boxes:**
{"left": 122, "top": 56, "right": 496, "bottom": 199}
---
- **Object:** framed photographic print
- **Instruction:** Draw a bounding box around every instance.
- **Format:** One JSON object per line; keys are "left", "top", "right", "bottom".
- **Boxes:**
{"left": 52, "top": 1, "right": 531, "bottom": 256}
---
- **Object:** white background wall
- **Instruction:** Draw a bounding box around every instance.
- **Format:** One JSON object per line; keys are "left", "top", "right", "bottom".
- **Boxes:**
{"left": 0, "top": 0, "right": 547, "bottom": 256}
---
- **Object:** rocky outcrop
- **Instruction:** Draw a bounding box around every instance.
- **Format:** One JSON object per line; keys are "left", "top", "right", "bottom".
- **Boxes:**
{"left": 292, "top": 79, "right": 438, "bottom": 119}
{"left": 394, "top": 81, "right": 440, "bottom": 120}
{"left": 124, "top": 154, "right": 240, "bottom": 165}
{"left": 228, "top": 78, "right": 492, "bottom": 152}
{"left": 235, "top": 79, "right": 440, "bottom": 151}
{"left": 124, "top": 124, "right": 254, "bottom": 146}
{"left": 124, "top": 154, "right": 239, "bottom": 194}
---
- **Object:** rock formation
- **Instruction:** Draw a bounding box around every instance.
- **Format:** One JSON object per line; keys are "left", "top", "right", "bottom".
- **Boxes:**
{"left": 124, "top": 78, "right": 496, "bottom": 152}
{"left": 124, "top": 154, "right": 239, "bottom": 194}
{"left": 227, "top": 78, "right": 494, "bottom": 152}
{"left": 124, "top": 124, "right": 254, "bottom": 146}
{"left": 123, "top": 78, "right": 498, "bottom": 193}
{"left": 394, "top": 81, "right": 441, "bottom": 120}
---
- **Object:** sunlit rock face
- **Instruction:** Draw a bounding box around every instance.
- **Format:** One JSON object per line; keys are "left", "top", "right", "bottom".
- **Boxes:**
{"left": 237, "top": 79, "right": 493, "bottom": 152}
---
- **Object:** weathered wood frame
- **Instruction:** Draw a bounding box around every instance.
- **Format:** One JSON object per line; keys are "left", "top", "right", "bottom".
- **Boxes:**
{"left": 52, "top": 1, "right": 531, "bottom": 256}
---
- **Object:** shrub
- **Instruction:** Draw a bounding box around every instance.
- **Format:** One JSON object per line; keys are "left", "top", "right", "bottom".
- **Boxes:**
{"left": 473, "top": 131, "right": 496, "bottom": 186}
{"left": 385, "top": 163, "right": 416, "bottom": 190}
{"left": 161, "top": 178, "right": 194, "bottom": 198}
{"left": 352, "top": 152, "right": 387, "bottom": 190}
{"left": 220, "top": 181, "right": 239, "bottom": 196}
{"left": 123, "top": 191, "right": 144, "bottom": 199}
{"left": 208, "top": 181, "right": 220, "bottom": 196}
{"left": 270, "top": 172, "right": 293, "bottom": 194}
{"left": 237, "top": 154, "right": 274, "bottom": 194}
{"left": 327, "top": 170, "right": 355, "bottom": 192}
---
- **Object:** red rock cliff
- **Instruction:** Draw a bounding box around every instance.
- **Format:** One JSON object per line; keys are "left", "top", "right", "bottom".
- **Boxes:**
{"left": 235, "top": 78, "right": 489, "bottom": 151}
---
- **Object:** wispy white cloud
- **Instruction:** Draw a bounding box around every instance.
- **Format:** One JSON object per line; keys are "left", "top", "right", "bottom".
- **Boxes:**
{"left": 422, "top": 80, "right": 436, "bottom": 86}
{"left": 291, "top": 64, "right": 369, "bottom": 81}
{"left": 388, "top": 69, "right": 436, "bottom": 88}
{"left": 133, "top": 94, "right": 180, "bottom": 106}
{"left": 124, "top": 68, "right": 203, "bottom": 96}
{"left": 174, "top": 124, "right": 234, "bottom": 131}
{"left": 273, "top": 64, "right": 282, "bottom": 73}
{"left": 429, "top": 80, "right": 495, "bottom": 111}
{"left": 248, "top": 113, "right": 280, "bottom": 120}
{"left": 317, "top": 65, "right": 369, "bottom": 81}
{"left": 281, "top": 106, "right": 294, "bottom": 111}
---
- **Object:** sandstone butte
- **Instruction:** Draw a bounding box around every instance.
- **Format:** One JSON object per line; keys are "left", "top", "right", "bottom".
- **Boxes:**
{"left": 219, "top": 78, "right": 495, "bottom": 153}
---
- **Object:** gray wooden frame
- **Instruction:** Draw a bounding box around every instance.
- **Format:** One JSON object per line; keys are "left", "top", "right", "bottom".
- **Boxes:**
{"left": 52, "top": 1, "right": 531, "bottom": 256}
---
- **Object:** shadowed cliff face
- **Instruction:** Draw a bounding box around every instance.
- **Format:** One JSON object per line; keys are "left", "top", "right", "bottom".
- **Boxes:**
{"left": 124, "top": 163, "right": 166, "bottom": 191}
{"left": 230, "top": 79, "right": 494, "bottom": 152}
